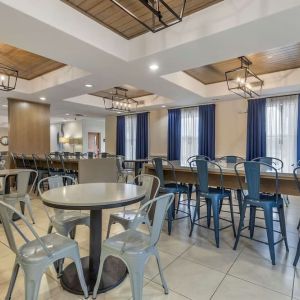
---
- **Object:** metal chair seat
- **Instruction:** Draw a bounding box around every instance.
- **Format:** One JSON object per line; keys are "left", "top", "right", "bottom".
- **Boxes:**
{"left": 19, "top": 233, "right": 78, "bottom": 262}
{"left": 245, "top": 193, "right": 284, "bottom": 206}
{"left": 104, "top": 230, "right": 151, "bottom": 253}
{"left": 200, "top": 187, "right": 231, "bottom": 199}
{"left": 160, "top": 182, "right": 189, "bottom": 194}
{"left": 50, "top": 211, "right": 90, "bottom": 226}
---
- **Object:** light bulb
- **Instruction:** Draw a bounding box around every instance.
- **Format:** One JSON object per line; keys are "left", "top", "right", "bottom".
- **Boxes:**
{"left": 236, "top": 77, "right": 241, "bottom": 83}
{"left": 0, "top": 75, "right": 5, "bottom": 82}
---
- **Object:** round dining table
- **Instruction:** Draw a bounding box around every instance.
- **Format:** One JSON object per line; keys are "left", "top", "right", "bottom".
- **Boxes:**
{"left": 41, "top": 182, "right": 145, "bottom": 295}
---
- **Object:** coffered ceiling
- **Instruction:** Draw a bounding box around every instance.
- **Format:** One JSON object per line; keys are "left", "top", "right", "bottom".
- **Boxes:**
{"left": 0, "top": 43, "right": 65, "bottom": 80}
{"left": 91, "top": 85, "right": 152, "bottom": 99}
{"left": 62, "top": 0, "right": 222, "bottom": 39}
{"left": 184, "top": 43, "right": 300, "bottom": 85}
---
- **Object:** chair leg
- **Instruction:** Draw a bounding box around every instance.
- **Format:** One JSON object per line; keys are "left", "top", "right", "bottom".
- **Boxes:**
{"left": 176, "top": 192, "right": 181, "bottom": 214}
{"left": 128, "top": 264, "right": 144, "bottom": 300}
{"left": 249, "top": 206, "right": 256, "bottom": 239}
{"left": 212, "top": 198, "right": 220, "bottom": 248}
{"left": 24, "top": 274, "right": 42, "bottom": 300}
{"left": 92, "top": 254, "right": 107, "bottom": 299}
{"left": 236, "top": 189, "right": 243, "bottom": 214}
{"left": 233, "top": 202, "right": 247, "bottom": 250}
{"left": 73, "top": 253, "right": 89, "bottom": 299}
{"left": 47, "top": 224, "right": 53, "bottom": 234}
{"left": 228, "top": 194, "right": 236, "bottom": 237}
{"left": 24, "top": 196, "right": 35, "bottom": 224}
{"left": 293, "top": 238, "right": 300, "bottom": 267}
{"left": 297, "top": 218, "right": 300, "bottom": 230}
{"left": 189, "top": 196, "right": 200, "bottom": 237}
{"left": 167, "top": 201, "right": 174, "bottom": 235}
{"left": 106, "top": 217, "right": 114, "bottom": 239}
{"left": 69, "top": 227, "right": 76, "bottom": 240}
{"left": 153, "top": 248, "right": 169, "bottom": 294}
{"left": 5, "top": 262, "right": 19, "bottom": 300}
{"left": 277, "top": 205, "right": 289, "bottom": 252}
{"left": 206, "top": 198, "right": 211, "bottom": 228}
{"left": 263, "top": 207, "right": 276, "bottom": 265}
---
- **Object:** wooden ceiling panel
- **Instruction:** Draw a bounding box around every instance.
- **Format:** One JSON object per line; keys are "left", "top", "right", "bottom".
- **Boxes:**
{"left": 185, "top": 43, "right": 300, "bottom": 84}
{"left": 62, "top": 0, "right": 223, "bottom": 39}
{"left": 91, "top": 85, "right": 152, "bottom": 99}
{"left": 0, "top": 43, "right": 65, "bottom": 80}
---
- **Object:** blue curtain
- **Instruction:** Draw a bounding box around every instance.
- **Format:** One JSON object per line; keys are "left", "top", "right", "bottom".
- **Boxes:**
{"left": 198, "top": 104, "right": 215, "bottom": 160}
{"left": 136, "top": 112, "right": 149, "bottom": 159}
{"left": 297, "top": 95, "right": 300, "bottom": 163}
{"left": 116, "top": 115, "right": 125, "bottom": 156}
{"left": 246, "top": 98, "right": 266, "bottom": 161}
{"left": 168, "top": 109, "right": 181, "bottom": 160}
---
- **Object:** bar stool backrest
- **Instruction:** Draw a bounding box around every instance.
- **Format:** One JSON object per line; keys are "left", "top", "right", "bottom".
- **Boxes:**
{"left": 235, "top": 161, "right": 279, "bottom": 201}
{"left": 189, "top": 159, "right": 224, "bottom": 194}
{"left": 187, "top": 155, "right": 210, "bottom": 164}
{"left": 151, "top": 157, "right": 177, "bottom": 188}
{"left": 252, "top": 157, "right": 283, "bottom": 171}
{"left": 218, "top": 156, "right": 245, "bottom": 164}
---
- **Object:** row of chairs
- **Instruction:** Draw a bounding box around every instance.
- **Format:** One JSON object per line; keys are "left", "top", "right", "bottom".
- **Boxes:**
{"left": 0, "top": 171, "right": 172, "bottom": 300}
{"left": 151, "top": 155, "right": 300, "bottom": 267}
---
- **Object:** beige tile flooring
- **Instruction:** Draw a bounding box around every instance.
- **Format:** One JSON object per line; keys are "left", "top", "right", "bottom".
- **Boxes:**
{"left": 0, "top": 194, "right": 299, "bottom": 300}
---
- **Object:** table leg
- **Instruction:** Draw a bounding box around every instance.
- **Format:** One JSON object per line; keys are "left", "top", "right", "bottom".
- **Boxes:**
{"left": 60, "top": 209, "right": 127, "bottom": 295}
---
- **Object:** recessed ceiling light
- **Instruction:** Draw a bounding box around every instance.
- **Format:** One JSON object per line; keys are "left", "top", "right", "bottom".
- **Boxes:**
{"left": 65, "top": 113, "right": 70, "bottom": 116}
{"left": 149, "top": 64, "right": 159, "bottom": 71}
{"left": 2, "top": 104, "right": 7, "bottom": 108}
{"left": 117, "top": 111, "right": 121, "bottom": 114}
{"left": 161, "top": 105, "right": 166, "bottom": 108}
{"left": 40, "top": 97, "right": 46, "bottom": 101}
{"left": 267, "top": 55, "right": 273, "bottom": 59}
{"left": 85, "top": 84, "right": 93, "bottom": 88}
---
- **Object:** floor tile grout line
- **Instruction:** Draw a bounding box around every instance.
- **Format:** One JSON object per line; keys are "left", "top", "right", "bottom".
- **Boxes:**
{"left": 228, "top": 273, "right": 293, "bottom": 298}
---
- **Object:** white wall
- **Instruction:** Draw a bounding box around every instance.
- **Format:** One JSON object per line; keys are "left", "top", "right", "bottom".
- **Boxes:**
{"left": 50, "top": 118, "right": 106, "bottom": 153}
{"left": 82, "top": 118, "right": 106, "bottom": 153}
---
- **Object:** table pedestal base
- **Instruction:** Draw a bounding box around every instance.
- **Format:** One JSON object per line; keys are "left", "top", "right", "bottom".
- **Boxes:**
{"left": 61, "top": 256, "right": 127, "bottom": 295}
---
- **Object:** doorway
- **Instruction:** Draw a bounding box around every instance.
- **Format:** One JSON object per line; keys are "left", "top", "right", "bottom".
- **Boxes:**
{"left": 88, "top": 132, "right": 100, "bottom": 153}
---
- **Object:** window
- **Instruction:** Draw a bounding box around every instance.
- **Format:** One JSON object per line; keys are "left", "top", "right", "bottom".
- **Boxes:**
{"left": 266, "top": 95, "right": 298, "bottom": 171}
{"left": 180, "top": 107, "right": 199, "bottom": 164}
{"left": 125, "top": 114, "right": 137, "bottom": 160}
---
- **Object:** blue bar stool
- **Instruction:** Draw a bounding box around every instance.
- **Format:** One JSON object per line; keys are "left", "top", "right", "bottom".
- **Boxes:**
{"left": 233, "top": 161, "right": 289, "bottom": 265}
{"left": 152, "top": 157, "right": 192, "bottom": 235}
{"left": 292, "top": 167, "right": 300, "bottom": 266}
{"left": 189, "top": 158, "right": 236, "bottom": 248}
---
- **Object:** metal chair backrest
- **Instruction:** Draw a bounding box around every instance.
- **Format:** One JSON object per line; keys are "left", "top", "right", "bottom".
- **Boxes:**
{"left": 189, "top": 159, "right": 224, "bottom": 194}
{"left": 293, "top": 166, "right": 300, "bottom": 192}
{"left": 151, "top": 157, "right": 177, "bottom": 188}
{"left": 130, "top": 174, "right": 160, "bottom": 209}
{"left": 87, "top": 152, "right": 94, "bottom": 159}
{"left": 116, "top": 155, "right": 125, "bottom": 173}
{"left": 252, "top": 157, "right": 283, "bottom": 171}
{"left": 0, "top": 200, "right": 51, "bottom": 256}
{"left": 131, "top": 193, "right": 174, "bottom": 247}
{"left": 187, "top": 155, "right": 210, "bottom": 164}
{"left": 4, "top": 169, "right": 37, "bottom": 197}
{"left": 10, "top": 153, "right": 17, "bottom": 168}
{"left": 235, "top": 161, "right": 279, "bottom": 201}
{"left": 218, "top": 156, "right": 245, "bottom": 164}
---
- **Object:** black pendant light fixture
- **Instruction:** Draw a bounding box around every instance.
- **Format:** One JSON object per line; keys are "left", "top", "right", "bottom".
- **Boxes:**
{"left": 103, "top": 87, "right": 138, "bottom": 113}
{"left": 0, "top": 63, "right": 18, "bottom": 91}
{"left": 225, "top": 56, "right": 264, "bottom": 99}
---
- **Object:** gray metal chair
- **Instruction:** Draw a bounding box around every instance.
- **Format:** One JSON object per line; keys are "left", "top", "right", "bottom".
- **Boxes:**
{"left": 3, "top": 169, "right": 38, "bottom": 224}
{"left": 92, "top": 193, "right": 175, "bottom": 300}
{"left": 38, "top": 175, "right": 90, "bottom": 237}
{"left": 38, "top": 175, "right": 90, "bottom": 276}
{"left": 106, "top": 174, "right": 160, "bottom": 238}
{"left": 116, "top": 155, "right": 134, "bottom": 182}
{"left": 0, "top": 200, "right": 88, "bottom": 300}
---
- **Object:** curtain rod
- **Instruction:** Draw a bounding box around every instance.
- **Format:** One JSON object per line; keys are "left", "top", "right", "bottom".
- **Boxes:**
{"left": 167, "top": 102, "right": 215, "bottom": 111}
{"left": 249, "top": 91, "right": 300, "bottom": 100}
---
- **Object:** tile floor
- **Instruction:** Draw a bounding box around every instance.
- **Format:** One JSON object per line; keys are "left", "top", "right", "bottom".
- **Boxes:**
{"left": 0, "top": 194, "right": 299, "bottom": 300}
